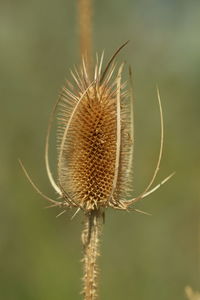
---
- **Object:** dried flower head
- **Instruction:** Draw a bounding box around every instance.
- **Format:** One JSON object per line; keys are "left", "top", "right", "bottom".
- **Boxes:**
{"left": 19, "top": 42, "right": 174, "bottom": 216}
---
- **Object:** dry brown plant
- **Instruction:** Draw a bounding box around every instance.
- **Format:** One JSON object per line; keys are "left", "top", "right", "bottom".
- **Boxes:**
{"left": 19, "top": 45, "right": 173, "bottom": 299}
{"left": 19, "top": 0, "right": 174, "bottom": 299}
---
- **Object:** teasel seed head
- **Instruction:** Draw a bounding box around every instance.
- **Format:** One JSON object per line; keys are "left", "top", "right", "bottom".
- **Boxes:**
{"left": 19, "top": 42, "right": 174, "bottom": 215}
{"left": 57, "top": 47, "right": 133, "bottom": 212}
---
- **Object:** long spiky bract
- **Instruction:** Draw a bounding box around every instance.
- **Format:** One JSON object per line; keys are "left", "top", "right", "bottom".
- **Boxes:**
{"left": 19, "top": 44, "right": 174, "bottom": 300}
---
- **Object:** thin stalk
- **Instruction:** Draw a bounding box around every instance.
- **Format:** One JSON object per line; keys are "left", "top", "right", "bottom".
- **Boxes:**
{"left": 78, "top": 0, "right": 93, "bottom": 73}
{"left": 81, "top": 210, "right": 102, "bottom": 300}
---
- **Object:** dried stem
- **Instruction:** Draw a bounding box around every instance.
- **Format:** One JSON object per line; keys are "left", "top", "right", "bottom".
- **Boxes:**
{"left": 78, "top": 0, "right": 93, "bottom": 72}
{"left": 81, "top": 210, "right": 102, "bottom": 300}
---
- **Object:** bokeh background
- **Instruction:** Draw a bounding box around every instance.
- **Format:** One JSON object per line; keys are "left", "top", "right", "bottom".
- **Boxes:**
{"left": 1, "top": 0, "right": 200, "bottom": 299}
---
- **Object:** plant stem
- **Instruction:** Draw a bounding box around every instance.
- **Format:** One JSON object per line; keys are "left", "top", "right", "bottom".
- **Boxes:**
{"left": 81, "top": 210, "right": 102, "bottom": 300}
{"left": 78, "top": 0, "right": 93, "bottom": 72}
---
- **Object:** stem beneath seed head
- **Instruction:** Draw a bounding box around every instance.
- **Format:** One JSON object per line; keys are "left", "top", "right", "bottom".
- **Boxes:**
{"left": 81, "top": 210, "right": 102, "bottom": 300}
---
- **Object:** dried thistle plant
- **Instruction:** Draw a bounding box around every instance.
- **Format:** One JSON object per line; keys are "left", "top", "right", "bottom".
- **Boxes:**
{"left": 19, "top": 42, "right": 173, "bottom": 299}
{"left": 19, "top": 1, "right": 174, "bottom": 299}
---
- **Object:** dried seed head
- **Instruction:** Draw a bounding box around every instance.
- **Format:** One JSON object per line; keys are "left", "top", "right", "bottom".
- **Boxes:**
{"left": 19, "top": 43, "right": 173, "bottom": 215}
{"left": 57, "top": 54, "right": 132, "bottom": 212}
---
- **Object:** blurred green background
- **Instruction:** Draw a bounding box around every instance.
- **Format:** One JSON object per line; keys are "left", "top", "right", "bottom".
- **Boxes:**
{"left": 1, "top": 0, "right": 200, "bottom": 299}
